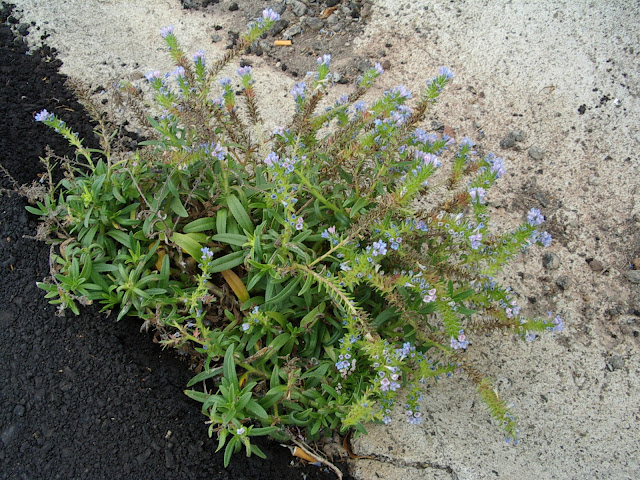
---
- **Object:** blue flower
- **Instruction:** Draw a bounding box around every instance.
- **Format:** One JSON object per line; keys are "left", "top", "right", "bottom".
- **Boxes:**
{"left": 437, "top": 66, "right": 455, "bottom": 80}
{"left": 372, "top": 240, "right": 388, "bottom": 257}
{"left": 290, "top": 82, "right": 306, "bottom": 102}
{"left": 538, "top": 231, "right": 552, "bottom": 247}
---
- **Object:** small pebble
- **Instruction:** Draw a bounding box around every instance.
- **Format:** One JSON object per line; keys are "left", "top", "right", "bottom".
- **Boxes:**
{"left": 228, "top": 2, "right": 239, "bottom": 12}
{"left": 606, "top": 355, "right": 625, "bottom": 371}
{"left": 528, "top": 145, "right": 545, "bottom": 160}
{"left": 587, "top": 258, "right": 604, "bottom": 272}
{"left": 290, "top": 1, "right": 307, "bottom": 17}
{"left": 542, "top": 252, "right": 560, "bottom": 270}
{"left": 625, "top": 270, "right": 640, "bottom": 284}
{"left": 555, "top": 275, "right": 569, "bottom": 290}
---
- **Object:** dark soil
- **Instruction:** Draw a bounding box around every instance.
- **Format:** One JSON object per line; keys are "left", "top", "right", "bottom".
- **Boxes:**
{"left": 0, "top": 4, "right": 348, "bottom": 479}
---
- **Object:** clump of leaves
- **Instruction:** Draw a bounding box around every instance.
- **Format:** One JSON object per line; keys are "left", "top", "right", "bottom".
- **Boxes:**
{"left": 27, "top": 9, "right": 563, "bottom": 466}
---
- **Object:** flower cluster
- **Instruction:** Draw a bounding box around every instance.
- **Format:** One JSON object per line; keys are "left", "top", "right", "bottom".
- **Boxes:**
{"left": 450, "top": 329, "right": 470, "bottom": 350}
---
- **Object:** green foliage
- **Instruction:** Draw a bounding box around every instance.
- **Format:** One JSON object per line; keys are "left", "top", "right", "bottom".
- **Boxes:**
{"left": 29, "top": 10, "right": 562, "bottom": 462}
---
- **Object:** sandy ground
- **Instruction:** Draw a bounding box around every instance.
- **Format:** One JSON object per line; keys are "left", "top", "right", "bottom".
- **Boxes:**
{"left": 9, "top": 0, "right": 640, "bottom": 479}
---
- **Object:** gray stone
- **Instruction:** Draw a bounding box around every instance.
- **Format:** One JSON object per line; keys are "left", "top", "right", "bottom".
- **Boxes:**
{"left": 281, "top": 23, "right": 302, "bottom": 39}
{"left": 356, "top": 58, "right": 371, "bottom": 72}
{"left": 211, "top": 33, "right": 222, "bottom": 43}
{"left": 512, "top": 129, "right": 526, "bottom": 141}
{"left": 606, "top": 355, "right": 625, "bottom": 371}
{"left": 271, "top": 19, "right": 289, "bottom": 36}
{"left": 624, "top": 270, "right": 640, "bottom": 284}
{"left": 305, "top": 17, "right": 324, "bottom": 32}
{"left": 500, "top": 133, "right": 516, "bottom": 149}
{"left": 588, "top": 258, "right": 604, "bottom": 272}
{"left": 528, "top": 145, "right": 545, "bottom": 160}
{"left": 326, "top": 13, "right": 340, "bottom": 25}
{"left": 555, "top": 275, "right": 569, "bottom": 290}
{"left": 500, "top": 129, "right": 526, "bottom": 149}
{"left": 542, "top": 252, "right": 560, "bottom": 270}
{"left": 290, "top": 0, "right": 307, "bottom": 16}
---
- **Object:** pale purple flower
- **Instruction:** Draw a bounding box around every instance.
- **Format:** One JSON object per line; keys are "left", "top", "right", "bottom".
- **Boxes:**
{"left": 34, "top": 109, "right": 54, "bottom": 122}
{"left": 262, "top": 8, "right": 280, "bottom": 22}
{"left": 290, "top": 82, "right": 306, "bottom": 101}
{"left": 450, "top": 329, "right": 469, "bottom": 350}
{"left": 486, "top": 153, "right": 506, "bottom": 178}
{"left": 160, "top": 25, "right": 174, "bottom": 38}
{"left": 437, "top": 66, "right": 455, "bottom": 80}
{"left": 387, "top": 85, "right": 412, "bottom": 100}
{"left": 459, "top": 137, "right": 475, "bottom": 148}
{"left": 468, "top": 187, "right": 487, "bottom": 204}
{"left": 144, "top": 70, "right": 163, "bottom": 82}
{"left": 241, "top": 323, "right": 250, "bottom": 331}
{"left": 219, "top": 77, "right": 231, "bottom": 88}
{"left": 237, "top": 66, "right": 251, "bottom": 76}
{"left": 236, "top": 427, "right": 245, "bottom": 435}
{"left": 423, "top": 288, "right": 437, "bottom": 303}
{"left": 171, "top": 66, "right": 185, "bottom": 78}
{"left": 374, "top": 62, "right": 384, "bottom": 75}
{"left": 538, "top": 231, "right": 552, "bottom": 247}
{"left": 372, "top": 240, "right": 388, "bottom": 257}
{"left": 469, "top": 233, "right": 482, "bottom": 250}
{"left": 380, "top": 377, "right": 391, "bottom": 391}
{"left": 527, "top": 208, "right": 545, "bottom": 226}
{"left": 317, "top": 54, "right": 331, "bottom": 66}
{"left": 193, "top": 49, "right": 205, "bottom": 64}
{"left": 265, "top": 152, "right": 278, "bottom": 166}
{"left": 547, "top": 313, "right": 564, "bottom": 333}
{"left": 200, "top": 247, "right": 214, "bottom": 259}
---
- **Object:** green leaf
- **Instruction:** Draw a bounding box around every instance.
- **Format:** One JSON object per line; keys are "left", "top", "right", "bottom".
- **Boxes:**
{"left": 453, "top": 288, "right": 476, "bottom": 302}
{"left": 226, "top": 194, "right": 253, "bottom": 233}
{"left": 223, "top": 436, "right": 237, "bottom": 467}
{"left": 187, "top": 367, "right": 223, "bottom": 387}
{"left": 259, "top": 385, "right": 287, "bottom": 409}
{"left": 170, "top": 232, "right": 203, "bottom": 261}
{"left": 321, "top": 383, "right": 340, "bottom": 400}
{"left": 249, "top": 444, "right": 267, "bottom": 459}
{"left": 249, "top": 426, "right": 278, "bottom": 437}
{"left": 184, "top": 389, "right": 209, "bottom": 403}
{"left": 107, "top": 230, "right": 132, "bottom": 249}
{"left": 183, "top": 217, "right": 217, "bottom": 233}
{"left": 223, "top": 345, "right": 238, "bottom": 390}
{"left": 263, "top": 276, "right": 301, "bottom": 307}
{"left": 209, "top": 250, "right": 245, "bottom": 273}
{"left": 300, "top": 303, "right": 323, "bottom": 328}
{"left": 216, "top": 208, "right": 228, "bottom": 234}
{"left": 245, "top": 400, "right": 269, "bottom": 420}
{"left": 211, "top": 233, "right": 247, "bottom": 247}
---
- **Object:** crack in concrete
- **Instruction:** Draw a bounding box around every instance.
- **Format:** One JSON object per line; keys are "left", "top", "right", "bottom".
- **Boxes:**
{"left": 359, "top": 452, "right": 459, "bottom": 479}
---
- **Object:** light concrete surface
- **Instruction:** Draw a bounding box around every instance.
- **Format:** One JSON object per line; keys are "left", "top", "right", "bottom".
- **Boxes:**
{"left": 10, "top": 1, "right": 640, "bottom": 479}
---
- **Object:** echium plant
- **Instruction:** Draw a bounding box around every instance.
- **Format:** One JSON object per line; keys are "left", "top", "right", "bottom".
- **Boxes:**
{"left": 27, "top": 8, "right": 563, "bottom": 466}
